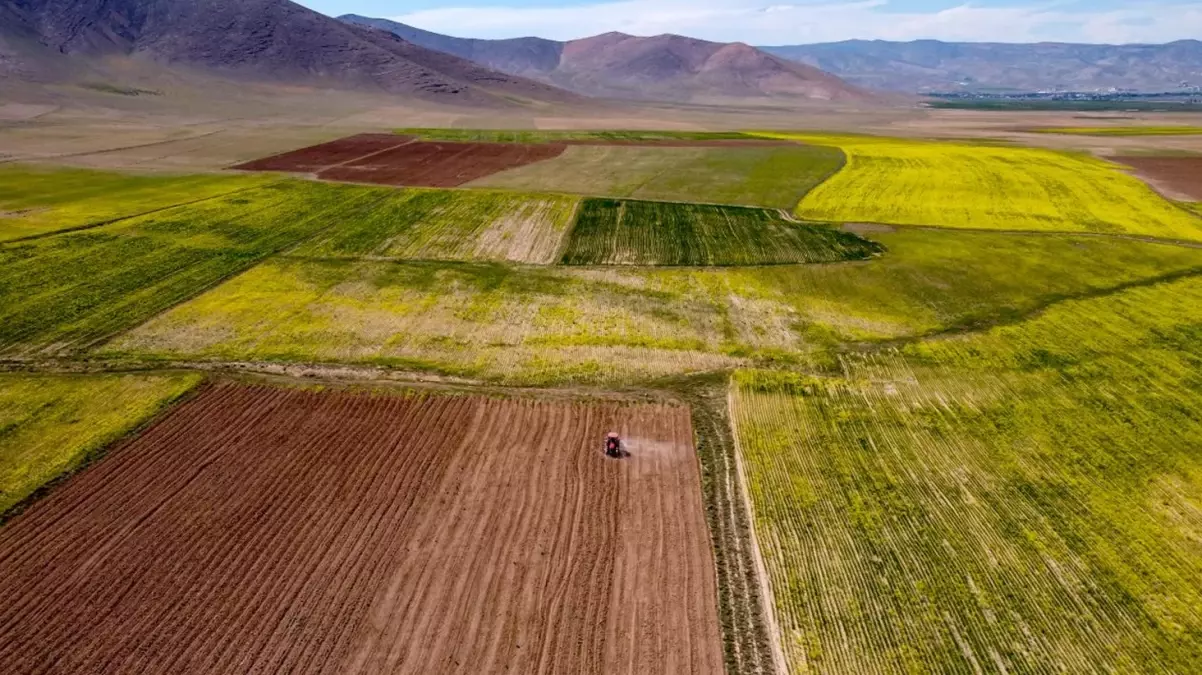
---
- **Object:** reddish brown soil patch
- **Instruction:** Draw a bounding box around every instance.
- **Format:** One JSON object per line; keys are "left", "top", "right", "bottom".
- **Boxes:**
{"left": 1110, "top": 156, "right": 1202, "bottom": 201}
{"left": 231, "top": 133, "right": 414, "bottom": 173}
{"left": 0, "top": 383, "right": 722, "bottom": 674}
{"left": 317, "top": 142, "right": 567, "bottom": 187}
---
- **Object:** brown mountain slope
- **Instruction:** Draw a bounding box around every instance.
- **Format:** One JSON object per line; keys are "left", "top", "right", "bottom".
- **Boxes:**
{"left": 1, "top": 0, "right": 579, "bottom": 107}
{"left": 341, "top": 16, "right": 871, "bottom": 103}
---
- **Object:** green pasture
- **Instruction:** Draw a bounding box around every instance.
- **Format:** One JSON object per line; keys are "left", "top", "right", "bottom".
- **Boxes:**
{"left": 561, "top": 199, "right": 880, "bottom": 266}
{"left": 0, "top": 372, "right": 200, "bottom": 516}
{"left": 292, "top": 189, "right": 578, "bottom": 264}
{"left": 0, "top": 180, "right": 390, "bottom": 357}
{"left": 106, "top": 227, "right": 1202, "bottom": 384}
{"left": 0, "top": 165, "right": 273, "bottom": 242}
{"left": 762, "top": 133, "right": 1202, "bottom": 241}
{"left": 395, "top": 128, "right": 758, "bottom": 143}
{"left": 733, "top": 273, "right": 1202, "bottom": 673}
{"left": 470, "top": 144, "right": 843, "bottom": 209}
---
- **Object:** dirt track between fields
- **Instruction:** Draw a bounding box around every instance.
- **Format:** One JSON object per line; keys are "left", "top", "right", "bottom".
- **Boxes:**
{"left": 0, "top": 383, "right": 722, "bottom": 675}
{"left": 1111, "top": 155, "right": 1202, "bottom": 201}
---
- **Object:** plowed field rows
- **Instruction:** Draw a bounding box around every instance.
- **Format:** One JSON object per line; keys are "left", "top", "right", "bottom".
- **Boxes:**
{"left": 317, "top": 142, "right": 567, "bottom": 188}
{"left": 231, "top": 134, "right": 414, "bottom": 173}
{"left": 0, "top": 384, "right": 723, "bottom": 675}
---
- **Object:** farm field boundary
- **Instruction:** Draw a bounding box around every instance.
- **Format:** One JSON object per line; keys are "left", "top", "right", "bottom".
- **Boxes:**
{"left": 1109, "top": 155, "right": 1202, "bottom": 202}
{"left": 730, "top": 272, "right": 1202, "bottom": 673}
{"left": 289, "top": 188, "right": 579, "bottom": 264}
{"left": 0, "top": 382, "right": 725, "bottom": 674}
{"left": 763, "top": 132, "right": 1202, "bottom": 241}
{"left": 472, "top": 144, "right": 844, "bottom": 209}
{"left": 0, "top": 371, "right": 201, "bottom": 519}
{"left": 0, "top": 165, "right": 274, "bottom": 242}
{"left": 394, "top": 128, "right": 773, "bottom": 144}
{"left": 0, "top": 180, "right": 390, "bottom": 359}
{"left": 317, "top": 141, "right": 567, "bottom": 187}
{"left": 561, "top": 198, "right": 882, "bottom": 266}
{"left": 230, "top": 133, "right": 414, "bottom": 173}
{"left": 103, "top": 228, "right": 1202, "bottom": 386}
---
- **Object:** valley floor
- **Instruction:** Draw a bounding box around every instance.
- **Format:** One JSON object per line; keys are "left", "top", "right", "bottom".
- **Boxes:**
{"left": 1, "top": 111, "right": 1200, "bottom": 674}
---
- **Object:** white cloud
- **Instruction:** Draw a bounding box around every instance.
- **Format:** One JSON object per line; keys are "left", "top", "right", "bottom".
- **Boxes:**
{"left": 389, "top": 0, "right": 1202, "bottom": 45}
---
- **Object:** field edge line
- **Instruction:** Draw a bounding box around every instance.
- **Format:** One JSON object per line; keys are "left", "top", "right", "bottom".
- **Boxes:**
{"left": 0, "top": 372, "right": 206, "bottom": 525}
{"left": 727, "top": 381, "right": 789, "bottom": 675}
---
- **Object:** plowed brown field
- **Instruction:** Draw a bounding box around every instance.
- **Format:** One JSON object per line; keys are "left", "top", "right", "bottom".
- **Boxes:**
{"left": 1112, "top": 155, "right": 1202, "bottom": 201}
{"left": 231, "top": 134, "right": 414, "bottom": 173}
{"left": 0, "top": 383, "right": 723, "bottom": 675}
{"left": 317, "top": 142, "right": 567, "bottom": 187}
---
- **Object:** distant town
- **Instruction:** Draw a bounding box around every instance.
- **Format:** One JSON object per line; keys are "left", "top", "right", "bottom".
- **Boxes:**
{"left": 927, "top": 89, "right": 1202, "bottom": 111}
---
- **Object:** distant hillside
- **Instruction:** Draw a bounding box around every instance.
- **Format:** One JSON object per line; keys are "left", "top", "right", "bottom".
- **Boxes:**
{"left": 761, "top": 40, "right": 1202, "bottom": 93}
{"left": 341, "top": 15, "right": 871, "bottom": 103}
{"left": 0, "top": 0, "right": 578, "bottom": 107}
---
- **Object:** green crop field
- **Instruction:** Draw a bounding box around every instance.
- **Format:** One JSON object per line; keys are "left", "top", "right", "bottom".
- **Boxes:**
{"left": 0, "top": 165, "right": 273, "bottom": 241}
{"left": 0, "top": 372, "right": 200, "bottom": 516}
{"left": 560, "top": 199, "right": 881, "bottom": 266}
{"left": 470, "top": 144, "right": 843, "bottom": 209}
{"left": 0, "top": 180, "right": 389, "bottom": 357}
{"left": 732, "top": 273, "right": 1202, "bottom": 673}
{"left": 764, "top": 133, "right": 1202, "bottom": 240}
{"left": 292, "top": 189, "right": 578, "bottom": 264}
{"left": 105, "top": 227, "right": 1202, "bottom": 384}
{"left": 1032, "top": 125, "right": 1202, "bottom": 136}
{"left": 395, "top": 128, "right": 759, "bottom": 143}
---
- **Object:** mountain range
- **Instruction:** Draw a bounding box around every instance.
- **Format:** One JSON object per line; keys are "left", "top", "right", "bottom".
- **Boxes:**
{"left": 0, "top": 0, "right": 578, "bottom": 107}
{"left": 763, "top": 40, "right": 1202, "bottom": 93}
{"left": 339, "top": 15, "right": 868, "bottom": 103}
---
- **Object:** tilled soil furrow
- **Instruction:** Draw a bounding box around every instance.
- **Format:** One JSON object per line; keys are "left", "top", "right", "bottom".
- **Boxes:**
{"left": 0, "top": 384, "right": 722, "bottom": 675}
{"left": 52, "top": 386, "right": 342, "bottom": 674}
{"left": 0, "top": 384, "right": 292, "bottom": 667}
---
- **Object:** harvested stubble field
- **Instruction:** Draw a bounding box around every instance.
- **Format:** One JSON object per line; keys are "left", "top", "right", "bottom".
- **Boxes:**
{"left": 732, "top": 273, "right": 1202, "bottom": 673}
{"left": 1111, "top": 155, "right": 1202, "bottom": 201}
{"left": 769, "top": 133, "right": 1202, "bottom": 241}
{"left": 106, "top": 228, "right": 1202, "bottom": 384}
{"left": 293, "top": 189, "right": 579, "bottom": 264}
{"left": 317, "top": 142, "right": 568, "bottom": 188}
{"left": 0, "top": 383, "right": 723, "bottom": 675}
{"left": 0, "top": 165, "right": 271, "bottom": 241}
{"left": 0, "top": 180, "right": 394, "bottom": 358}
{"left": 471, "top": 144, "right": 843, "bottom": 209}
{"left": 230, "top": 133, "right": 414, "bottom": 173}
{"left": 561, "top": 199, "right": 881, "bottom": 266}
{"left": 0, "top": 372, "right": 200, "bottom": 516}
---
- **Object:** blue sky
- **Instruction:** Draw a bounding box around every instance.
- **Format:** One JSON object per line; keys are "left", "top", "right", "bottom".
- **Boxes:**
{"left": 297, "top": 1, "right": 1202, "bottom": 44}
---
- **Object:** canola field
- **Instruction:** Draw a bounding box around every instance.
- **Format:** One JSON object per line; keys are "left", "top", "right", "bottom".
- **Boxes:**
{"left": 0, "top": 372, "right": 201, "bottom": 516}
{"left": 106, "top": 228, "right": 1202, "bottom": 384}
{"left": 732, "top": 274, "right": 1202, "bottom": 673}
{"left": 560, "top": 199, "right": 881, "bottom": 266}
{"left": 771, "top": 134, "right": 1202, "bottom": 240}
{"left": 292, "top": 189, "right": 579, "bottom": 264}
{"left": 0, "top": 181, "right": 387, "bottom": 357}
{"left": 0, "top": 165, "right": 271, "bottom": 241}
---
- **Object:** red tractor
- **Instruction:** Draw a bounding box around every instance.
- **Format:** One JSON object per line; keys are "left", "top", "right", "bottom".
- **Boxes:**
{"left": 605, "top": 432, "right": 625, "bottom": 459}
